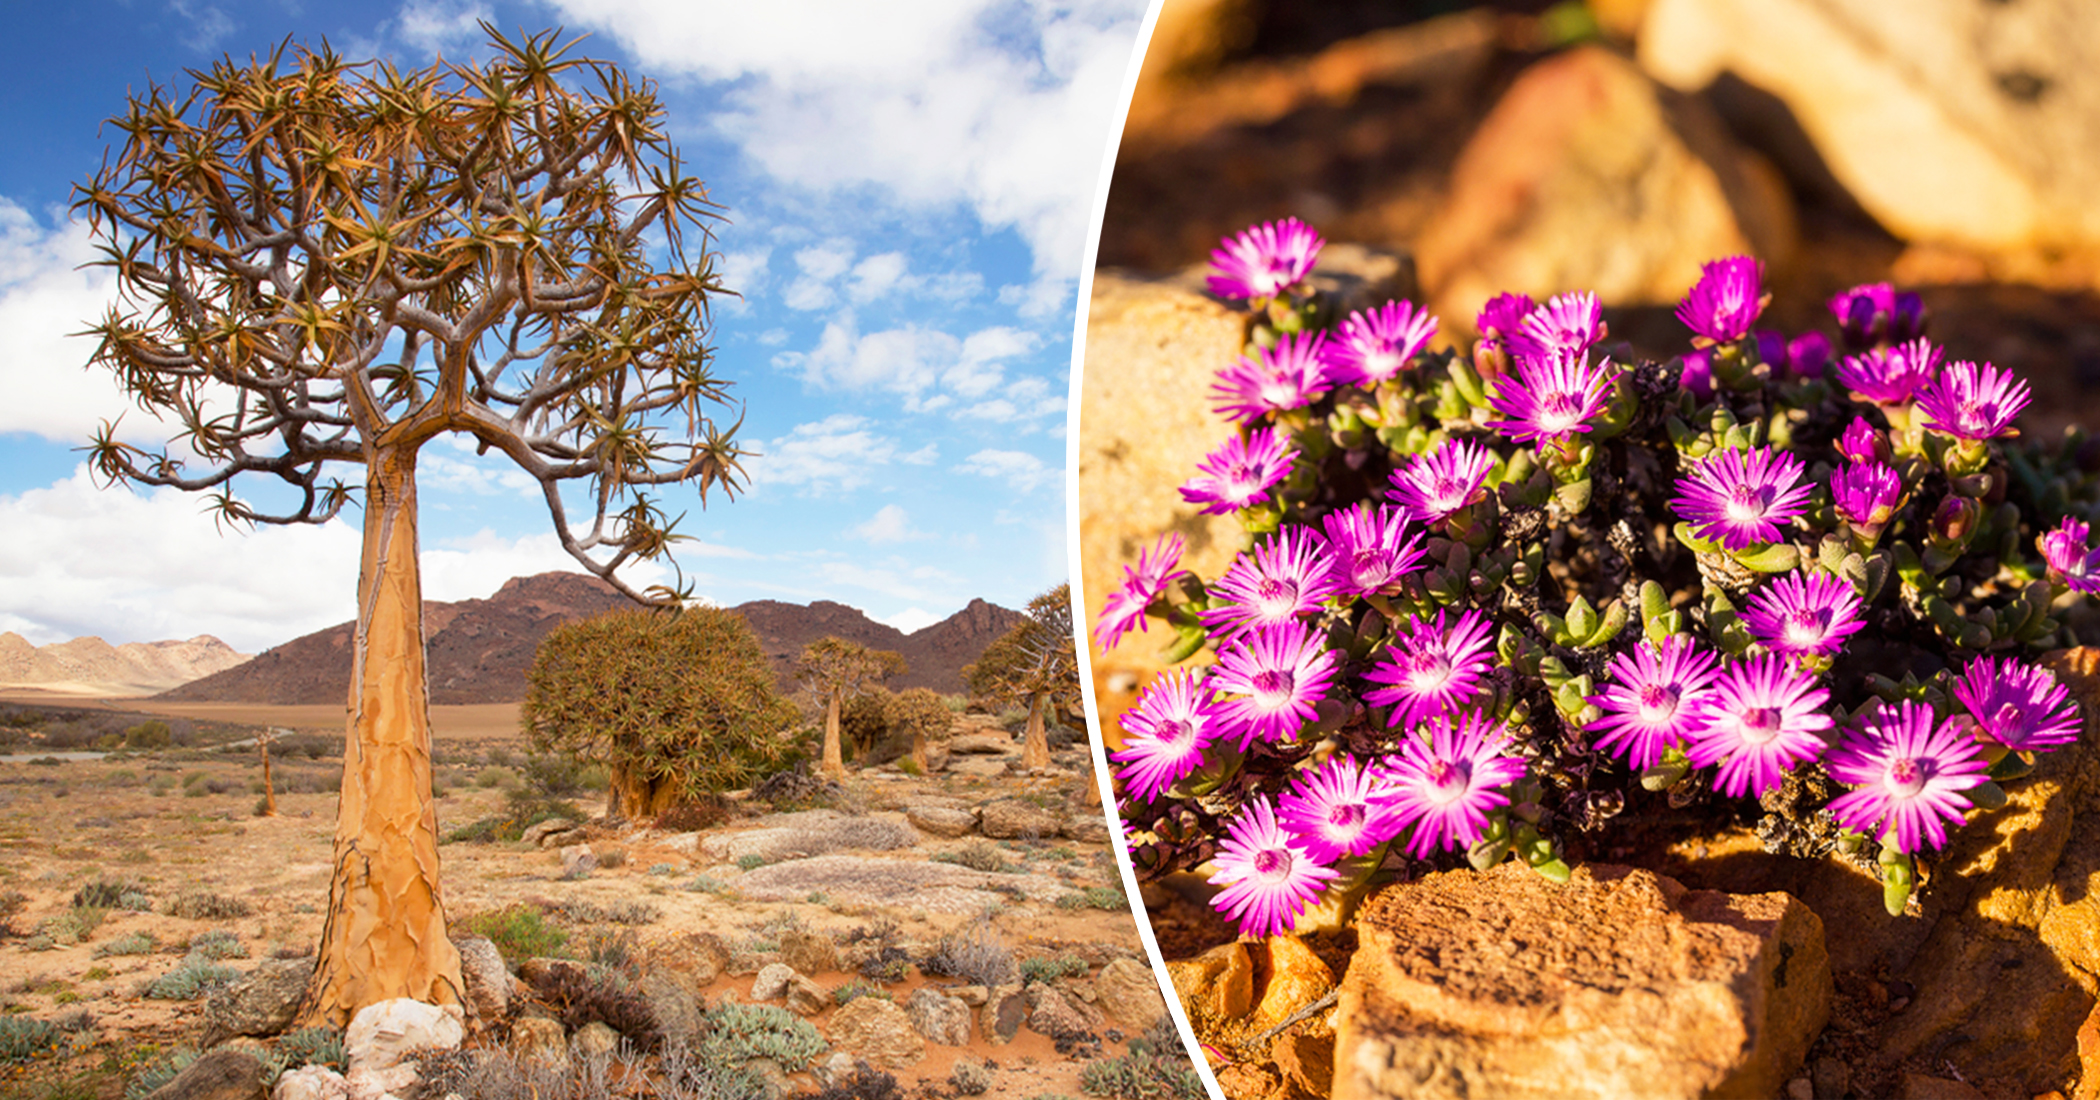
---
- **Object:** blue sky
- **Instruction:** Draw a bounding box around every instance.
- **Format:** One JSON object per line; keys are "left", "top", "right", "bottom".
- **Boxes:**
{"left": 0, "top": 0, "right": 1147, "bottom": 653}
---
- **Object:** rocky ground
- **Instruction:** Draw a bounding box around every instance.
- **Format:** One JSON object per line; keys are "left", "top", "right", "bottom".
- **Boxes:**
{"left": 0, "top": 715, "right": 1189, "bottom": 1100}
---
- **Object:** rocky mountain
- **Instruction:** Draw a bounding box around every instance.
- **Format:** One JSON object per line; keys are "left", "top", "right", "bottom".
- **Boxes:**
{"left": 156, "top": 571, "right": 1024, "bottom": 705}
{"left": 0, "top": 632, "right": 249, "bottom": 694}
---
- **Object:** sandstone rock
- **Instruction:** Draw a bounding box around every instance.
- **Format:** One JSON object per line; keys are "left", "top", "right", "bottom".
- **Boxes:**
{"left": 950, "top": 984, "right": 989, "bottom": 1006}
{"left": 699, "top": 815, "right": 917, "bottom": 864}
{"left": 826, "top": 996, "right": 926, "bottom": 1071}
{"left": 1061, "top": 814, "right": 1111, "bottom": 844}
{"left": 558, "top": 844, "right": 595, "bottom": 876}
{"left": 979, "top": 799, "right": 1061, "bottom": 840}
{"left": 642, "top": 970, "right": 705, "bottom": 1048}
{"left": 538, "top": 827, "right": 586, "bottom": 850}
{"left": 1276, "top": 1030, "right": 1336, "bottom": 1098}
{"left": 778, "top": 928, "right": 839, "bottom": 976}
{"left": 202, "top": 957, "right": 312, "bottom": 1044}
{"left": 751, "top": 963, "right": 800, "bottom": 1003}
{"left": 659, "top": 832, "right": 700, "bottom": 854}
{"left": 1334, "top": 863, "right": 1829, "bottom": 1100}
{"left": 570, "top": 1021, "right": 620, "bottom": 1059}
{"left": 946, "top": 733, "right": 1016, "bottom": 755}
{"left": 519, "top": 819, "right": 571, "bottom": 847}
{"left": 1163, "top": 941, "right": 1254, "bottom": 1030}
{"left": 344, "top": 999, "right": 464, "bottom": 1076}
{"left": 905, "top": 987, "right": 972, "bottom": 1046}
{"left": 1641, "top": 0, "right": 2100, "bottom": 257}
{"left": 509, "top": 1017, "right": 568, "bottom": 1069}
{"left": 1094, "top": 956, "right": 1169, "bottom": 1031}
{"left": 345, "top": 1062, "right": 417, "bottom": 1100}
{"left": 145, "top": 1048, "right": 269, "bottom": 1100}
{"left": 516, "top": 957, "right": 589, "bottom": 988}
{"left": 784, "top": 972, "right": 829, "bottom": 1017}
{"left": 1025, "top": 984, "right": 1100, "bottom": 1042}
{"left": 648, "top": 931, "right": 729, "bottom": 988}
{"left": 950, "top": 1057, "right": 992, "bottom": 1096}
{"left": 742, "top": 1058, "right": 791, "bottom": 1100}
{"left": 1254, "top": 935, "right": 1334, "bottom": 1033}
{"left": 271, "top": 1065, "right": 347, "bottom": 1100}
{"left": 1413, "top": 44, "right": 1792, "bottom": 333}
{"left": 735, "top": 854, "right": 1066, "bottom": 914}
{"left": 455, "top": 936, "right": 511, "bottom": 1028}
{"left": 906, "top": 806, "right": 977, "bottom": 838}
{"left": 947, "top": 757, "right": 1009, "bottom": 779}
{"left": 982, "top": 983, "right": 1028, "bottom": 1044}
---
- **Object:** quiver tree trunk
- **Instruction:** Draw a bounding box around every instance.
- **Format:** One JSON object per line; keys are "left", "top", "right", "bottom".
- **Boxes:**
{"left": 258, "top": 735, "right": 278, "bottom": 817}
{"left": 822, "top": 692, "right": 846, "bottom": 778}
{"left": 302, "top": 446, "right": 461, "bottom": 1025}
{"left": 1022, "top": 692, "right": 1050, "bottom": 772}
{"left": 607, "top": 758, "right": 682, "bottom": 822}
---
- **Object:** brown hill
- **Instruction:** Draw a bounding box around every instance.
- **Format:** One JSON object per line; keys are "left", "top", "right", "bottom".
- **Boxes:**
{"left": 0, "top": 632, "right": 248, "bottom": 693}
{"left": 157, "top": 571, "right": 1024, "bottom": 705}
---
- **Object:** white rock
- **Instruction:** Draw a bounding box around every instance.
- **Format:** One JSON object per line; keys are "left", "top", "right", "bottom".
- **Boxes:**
{"left": 274, "top": 1064, "right": 349, "bottom": 1100}
{"left": 344, "top": 998, "right": 464, "bottom": 1075}
{"left": 751, "top": 962, "right": 799, "bottom": 1003}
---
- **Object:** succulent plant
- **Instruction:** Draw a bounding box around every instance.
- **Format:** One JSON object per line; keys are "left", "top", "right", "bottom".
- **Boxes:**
{"left": 1100, "top": 220, "right": 2100, "bottom": 927}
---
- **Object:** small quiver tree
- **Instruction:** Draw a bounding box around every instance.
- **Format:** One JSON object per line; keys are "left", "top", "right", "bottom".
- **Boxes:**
{"left": 796, "top": 637, "right": 907, "bottom": 778}
{"left": 72, "top": 28, "right": 747, "bottom": 1025}
{"left": 887, "top": 687, "right": 954, "bottom": 773}
{"left": 522, "top": 607, "right": 797, "bottom": 821}
{"left": 964, "top": 584, "right": 1081, "bottom": 778}
{"left": 256, "top": 726, "right": 284, "bottom": 817}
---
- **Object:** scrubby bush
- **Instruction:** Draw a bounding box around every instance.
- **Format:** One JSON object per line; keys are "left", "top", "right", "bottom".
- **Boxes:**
{"left": 94, "top": 931, "right": 156, "bottom": 957}
{"left": 125, "top": 1046, "right": 201, "bottom": 1099}
{"left": 1079, "top": 1017, "right": 1206, "bottom": 1100}
{"left": 921, "top": 924, "right": 1016, "bottom": 988}
{"left": 699, "top": 1002, "right": 825, "bottom": 1071}
{"left": 654, "top": 794, "right": 732, "bottom": 833}
{"left": 0, "top": 1015, "right": 66, "bottom": 1066}
{"left": 523, "top": 961, "right": 660, "bottom": 1052}
{"left": 1020, "top": 954, "right": 1089, "bottom": 984}
{"left": 271, "top": 1025, "right": 346, "bottom": 1075}
{"left": 122, "top": 721, "right": 171, "bottom": 750}
{"left": 457, "top": 905, "right": 568, "bottom": 965}
{"left": 187, "top": 929, "right": 247, "bottom": 960}
{"left": 524, "top": 608, "right": 799, "bottom": 822}
{"left": 934, "top": 839, "right": 1012, "bottom": 873}
{"left": 167, "top": 892, "right": 251, "bottom": 920}
{"left": 146, "top": 959, "right": 240, "bottom": 999}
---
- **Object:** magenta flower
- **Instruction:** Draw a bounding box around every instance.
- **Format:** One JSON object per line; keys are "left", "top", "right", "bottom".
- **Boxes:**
{"left": 1836, "top": 338, "right": 1943, "bottom": 406}
{"left": 1320, "top": 502, "right": 1425, "bottom": 598}
{"left": 1180, "top": 427, "right": 1293, "bottom": 515}
{"left": 1207, "top": 795, "right": 1340, "bottom": 938}
{"left": 1278, "top": 753, "right": 1405, "bottom": 863}
{"left": 1680, "top": 347, "right": 1715, "bottom": 400}
{"left": 2041, "top": 517, "right": 2100, "bottom": 593}
{"left": 1671, "top": 446, "right": 1812, "bottom": 551}
{"left": 1507, "top": 290, "right": 1603, "bottom": 366}
{"left": 1914, "top": 360, "right": 2030, "bottom": 441}
{"left": 1212, "top": 332, "right": 1333, "bottom": 423}
{"left": 1388, "top": 437, "right": 1495, "bottom": 527}
{"left": 1830, "top": 282, "right": 1925, "bottom": 348}
{"left": 1094, "top": 533, "right": 1187, "bottom": 651}
{"left": 1741, "top": 571, "right": 1865, "bottom": 659}
{"left": 1209, "top": 620, "right": 1340, "bottom": 750}
{"left": 1676, "top": 256, "right": 1765, "bottom": 343}
{"left": 1199, "top": 527, "right": 1345, "bottom": 641}
{"left": 1831, "top": 461, "right": 1903, "bottom": 531}
{"left": 1484, "top": 350, "right": 1615, "bottom": 447}
{"left": 1476, "top": 292, "right": 1535, "bottom": 342}
{"left": 1324, "top": 301, "right": 1438, "bottom": 387}
{"left": 1362, "top": 609, "right": 1496, "bottom": 729}
{"left": 1684, "top": 654, "right": 1833, "bottom": 798}
{"left": 1786, "top": 332, "right": 1832, "bottom": 380}
{"left": 1587, "top": 635, "right": 1720, "bottom": 770}
{"left": 1835, "top": 417, "right": 1890, "bottom": 465}
{"left": 1824, "top": 701, "right": 1988, "bottom": 854}
{"left": 1111, "top": 668, "right": 1226, "bottom": 800}
{"left": 1207, "top": 217, "right": 1323, "bottom": 302}
{"left": 1951, "top": 656, "right": 2081, "bottom": 753}
{"left": 1379, "top": 711, "right": 1530, "bottom": 859}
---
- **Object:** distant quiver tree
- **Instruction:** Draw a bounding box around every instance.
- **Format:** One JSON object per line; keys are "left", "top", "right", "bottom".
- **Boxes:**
{"left": 796, "top": 637, "right": 906, "bottom": 778}
{"left": 73, "top": 26, "right": 747, "bottom": 1024}
{"left": 522, "top": 607, "right": 796, "bottom": 821}
{"left": 965, "top": 583, "right": 1081, "bottom": 774}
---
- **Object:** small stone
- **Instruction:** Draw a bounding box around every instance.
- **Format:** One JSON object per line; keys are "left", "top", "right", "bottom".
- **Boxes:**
{"left": 145, "top": 1048, "right": 269, "bottom": 1100}
{"left": 784, "top": 972, "right": 829, "bottom": 1017}
{"left": 905, "top": 987, "right": 972, "bottom": 1046}
{"left": 539, "top": 827, "right": 585, "bottom": 850}
{"left": 946, "top": 733, "right": 1016, "bottom": 755}
{"left": 982, "top": 983, "right": 1028, "bottom": 1044}
{"left": 202, "top": 957, "right": 313, "bottom": 1045}
{"left": 660, "top": 832, "right": 700, "bottom": 854}
{"left": 1025, "top": 984, "right": 1100, "bottom": 1042}
{"left": 455, "top": 936, "right": 511, "bottom": 1029}
{"left": 648, "top": 931, "right": 728, "bottom": 988}
{"left": 751, "top": 963, "right": 798, "bottom": 1003}
{"left": 950, "top": 1057, "right": 992, "bottom": 1096}
{"left": 271, "top": 1064, "right": 348, "bottom": 1100}
{"left": 1254, "top": 936, "right": 1333, "bottom": 1032}
{"left": 980, "top": 799, "right": 1062, "bottom": 840}
{"left": 1275, "top": 1030, "right": 1336, "bottom": 1098}
{"left": 509, "top": 1017, "right": 568, "bottom": 1069}
{"left": 906, "top": 806, "right": 977, "bottom": 838}
{"left": 1811, "top": 1056, "right": 1850, "bottom": 1100}
{"left": 519, "top": 819, "right": 570, "bottom": 846}
{"left": 570, "top": 1021, "right": 620, "bottom": 1059}
{"left": 1061, "top": 815, "right": 1110, "bottom": 843}
{"left": 559, "top": 843, "right": 596, "bottom": 877}
{"left": 642, "top": 970, "right": 705, "bottom": 1048}
{"left": 778, "top": 928, "right": 838, "bottom": 976}
{"left": 742, "top": 1058, "right": 792, "bottom": 1100}
{"left": 344, "top": 1063, "right": 416, "bottom": 1100}
{"left": 827, "top": 995, "right": 927, "bottom": 1071}
{"left": 947, "top": 758, "right": 1008, "bottom": 778}
{"left": 343, "top": 999, "right": 463, "bottom": 1076}
{"left": 516, "top": 957, "right": 589, "bottom": 989}
{"left": 815, "top": 1052, "right": 864, "bottom": 1088}
{"left": 1163, "top": 941, "right": 1253, "bottom": 1028}
{"left": 951, "top": 984, "right": 989, "bottom": 1007}
{"left": 1786, "top": 1078, "right": 1814, "bottom": 1100}
{"left": 1094, "top": 957, "right": 1168, "bottom": 1031}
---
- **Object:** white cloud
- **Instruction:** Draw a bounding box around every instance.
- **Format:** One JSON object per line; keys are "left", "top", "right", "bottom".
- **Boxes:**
{"left": 778, "top": 318, "right": 1038, "bottom": 404}
{"left": 848, "top": 252, "right": 909, "bottom": 303}
{"left": 168, "top": 0, "right": 235, "bottom": 52}
{"left": 880, "top": 607, "right": 942, "bottom": 633}
{"left": 421, "top": 530, "right": 672, "bottom": 603}
{"left": 752, "top": 414, "right": 910, "bottom": 494}
{"left": 782, "top": 243, "right": 855, "bottom": 311}
{"left": 717, "top": 248, "right": 773, "bottom": 311}
{"left": 543, "top": 0, "right": 1147, "bottom": 280}
{"left": 853, "top": 504, "right": 918, "bottom": 544}
{"left": 393, "top": 0, "right": 493, "bottom": 56}
{"left": 419, "top": 440, "right": 540, "bottom": 497}
{"left": 758, "top": 328, "right": 791, "bottom": 347}
{"left": 955, "top": 448, "right": 1056, "bottom": 493}
{"left": 815, "top": 559, "right": 970, "bottom": 606}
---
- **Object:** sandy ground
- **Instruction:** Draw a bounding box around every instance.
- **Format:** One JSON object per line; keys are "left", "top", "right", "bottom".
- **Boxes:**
{"left": 0, "top": 688, "right": 522, "bottom": 741}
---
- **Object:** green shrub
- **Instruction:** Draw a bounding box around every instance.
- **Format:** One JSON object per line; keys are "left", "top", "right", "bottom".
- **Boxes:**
{"left": 168, "top": 892, "right": 251, "bottom": 920}
{"left": 0, "top": 1014, "right": 65, "bottom": 1065}
{"left": 1021, "top": 954, "right": 1089, "bottom": 984}
{"left": 700, "top": 1002, "right": 825, "bottom": 1071}
{"left": 125, "top": 1047, "right": 200, "bottom": 1099}
{"left": 272, "top": 1025, "right": 346, "bottom": 1075}
{"left": 832, "top": 979, "right": 891, "bottom": 1006}
{"left": 71, "top": 879, "right": 144, "bottom": 910}
{"left": 736, "top": 854, "right": 767, "bottom": 872}
{"left": 93, "top": 931, "right": 156, "bottom": 958}
{"left": 1079, "top": 1018, "right": 1206, "bottom": 1100}
{"left": 458, "top": 905, "right": 567, "bottom": 966}
{"left": 146, "top": 959, "right": 240, "bottom": 1000}
{"left": 187, "top": 929, "right": 247, "bottom": 960}
{"left": 123, "top": 721, "right": 171, "bottom": 751}
{"left": 934, "top": 839, "right": 1012, "bottom": 874}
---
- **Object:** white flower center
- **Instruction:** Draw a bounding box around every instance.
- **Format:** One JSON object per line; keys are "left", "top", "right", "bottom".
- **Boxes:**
{"left": 1725, "top": 482, "right": 1767, "bottom": 523}
{"left": 1425, "top": 758, "right": 1470, "bottom": 804}
{"left": 1252, "top": 577, "right": 1299, "bottom": 619}
{"left": 1737, "top": 706, "right": 1782, "bottom": 745}
{"left": 1637, "top": 682, "right": 1679, "bottom": 722}
{"left": 1252, "top": 846, "right": 1294, "bottom": 880}
{"left": 1782, "top": 608, "right": 1827, "bottom": 647}
{"left": 1885, "top": 757, "right": 1927, "bottom": 798}
{"left": 1251, "top": 669, "right": 1294, "bottom": 707}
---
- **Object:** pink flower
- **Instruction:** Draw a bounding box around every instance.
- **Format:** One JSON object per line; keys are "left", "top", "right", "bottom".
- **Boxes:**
{"left": 1484, "top": 350, "right": 1616, "bottom": 447}
{"left": 1950, "top": 656, "right": 2081, "bottom": 753}
{"left": 1179, "top": 427, "right": 1293, "bottom": 515}
{"left": 1684, "top": 654, "right": 1833, "bottom": 798}
{"left": 1379, "top": 711, "right": 1530, "bottom": 859}
{"left": 1824, "top": 700, "right": 1988, "bottom": 854}
{"left": 1836, "top": 338, "right": 1942, "bottom": 406}
{"left": 1507, "top": 291, "right": 1603, "bottom": 366}
{"left": 1362, "top": 609, "right": 1496, "bottom": 729}
{"left": 1319, "top": 502, "right": 1425, "bottom": 598}
{"left": 1388, "top": 437, "right": 1495, "bottom": 527}
{"left": 1278, "top": 753, "right": 1405, "bottom": 863}
{"left": 1914, "top": 360, "right": 2030, "bottom": 441}
{"left": 1094, "top": 533, "right": 1187, "bottom": 651}
{"left": 1209, "top": 620, "right": 1340, "bottom": 750}
{"left": 1587, "top": 635, "right": 1720, "bottom": 770}
{"left": 1831, "top": 461, "right": 1902, "bottom": 531}
{"left": 1741, "top": 570, "right": 1865, "bottom": 660}
{"left": 1675, "top": 256, "right": 1765, "bottom": 343}
{"left": 1111, "top": 668, "right": 1227, "bottom": 800}
{"left": 1212, "top": 332, "right": 1333, "bottom": 423}
{"left": 1670, "top": 446, "right": 1812, "bottom": 551}
{"left": 1199, "top": 527, "right": 1345, "bottom": 642}
{"left": 1207, "top": 218, "right": 1323, "bottom": 302}
{"left": 1835, "top": 417, "right": 1890, "bottom": 465}
{"left": 1208, "top": 795, "right": 1340, "bottom": 938}
{"left": 1323, "top": 301, "right": 1438, "bottom": 387}
{"left": 2040, "top": 517, "right": 2100, "bottom": 593}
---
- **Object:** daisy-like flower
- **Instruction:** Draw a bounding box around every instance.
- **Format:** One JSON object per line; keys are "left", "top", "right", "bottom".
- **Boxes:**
{"left": 1180, "top": 427, "right": 1293, "bottom": 515}
{"left": 1199, "top": 527, "right": 1345, "bottom": 641}
{"left": 1824, "top": 700, "right": 1989, "bottom": 853}
{"left": 1836, "top": 338, "right": 1943, "bottom": 406}
{"left": 1587, "top": 635, "right": 1721, "bottom": 770}
{"left": 1323, "top": 300, "right": 1439, "bottom": 387}
{"left": 1741, "top": 570, "right": 1865, "bottom": 659}
{"left": 1207, "top": 795, "right": 1341, "bottom": 938}
{"left": 1379, "top": 711, "right": 1530, "bottom": 859}
{"left": 1484, "top": 349, "right": 1616, "bottom": 447}
{"left": 1278, "top": 753, "right": 1405, "bottom": 863}
{"left": 1831, "top": 461, "right": 1903, "bottom": 531}
{"left": 1914, "top": 359, "right": 2031, "bottom": 441}
{"left": 1684, "top": 654, "right": 1833, "bottom": 798}
{"left": 1094, "top": 533, "right": 1188, "bottom": 651}
{"left": 2041, "top": 517, "right": 2100, "bottom": 593}
{"left": 1209, "top": 620, "right": 1340, "bottom": 749}
{"left": 1212, "top": 331, "right": 1333, "bottom": 423}
{"left": 1476, "top": 292, "right": 1536, "bottom": 340}
{"left": 1388, "top": 437, "right": 1495, "bottom": 527}
{"left": 1111, "top": 668, "right": 1227, "bottom": 800}
{"left": 1507, "top": 290, "right": 1604, "bottom": 366}
{"left": 1320, "top": 502, "right": 1425, "bottom": 598}
{"left": 1829, "top": 282, "right": 1897, "bottom": 348}
{"left": 1362, "top": 609, "right": 1496, "bottom": 729}
{"left": 1207, "top": 217, "right": 1323, "bottom": 302}
{"left": 1950, "top": 656, "right": 2082, "bottom": 753}
{"left": 1835, "top": 417, "right": 1890, "bottom": 465}
{"left": 1676, "top": 256, "right": 1765, "bottom": 343}
{"left": 1670, "top": 446, "right": 1812, "bottom": 551}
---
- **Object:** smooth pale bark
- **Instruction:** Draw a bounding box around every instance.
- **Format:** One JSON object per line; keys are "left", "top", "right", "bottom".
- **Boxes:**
{"left": 821, "top": 692, "right": 845, "bottom": 778}
{"left": 1021, "top": 693, "right": 1050, "bottom": 772}
{"left": 910, "top": 728, "right": 929, "bottom": 774}
{"left": 607, "top": 757, "right": 682, "bottom": 822}
{"left": 302, "top": 446, "right": 461, "bottom": 1025}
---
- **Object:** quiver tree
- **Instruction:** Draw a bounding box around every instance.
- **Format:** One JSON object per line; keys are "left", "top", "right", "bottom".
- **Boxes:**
{"left": 886, "top": 687, "right": 954, "bottom": 773}
{"left": 964, "top": 584, "right": 1081, "bottom": 774}
{"left": 256, "top": 726, "right": 284, "bottom": 817}
{"left": 73, "top": 27, "right": 747, "bottom": 1025}
{"left": 796, "top": 637, "right": 906, "bottom": 778}
{"left": 523, "top": 607, "right": 797, "bottom": 821}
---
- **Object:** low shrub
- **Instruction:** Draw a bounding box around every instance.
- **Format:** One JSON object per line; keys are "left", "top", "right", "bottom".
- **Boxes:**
{"left": 832, "top": 979, "right": 891, "bottom": 1006}
{"left": 0, "top": 1014, "right": 66, "bottom": 1065}
{"left": 93, "top": 931, "right": 155, "bottom": 958}
{"left": 145, "top": 959, "right": 240, "bottom": 1000}
{"left": 700, "top": 1002, "right": 825, "bottom": 1071}
{"left": 167, "top": 891, "right": 252, "bottom": 921}
{"left": 522, "top": 960, "right": 660, "bottom": 1052}
{"left": 187, "top": 929, "right": 247, "bottom": 960}
{"left": 921, "top": 924, "right": 1016, "bottom": 988}
{"left": 1079, "top": 1018, "right": 1207, "bottom": 1100}
{"left": 654, "top": 794, "right": 732, "bottom": 833}
{"left": 1021, "top": 954, "right": 1089, "bottom": 984}
{"left": 125, "top": 1046, "right": 200, "bottom": 1099}
{"left": 271, "top": 1025, "right": 346, "bottom": 1075}
{"left": 934, "top": 839, "right": 1012, "bottom": 874}
{"left": 457, "top": 905, "right": 567, "bottom": 966}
